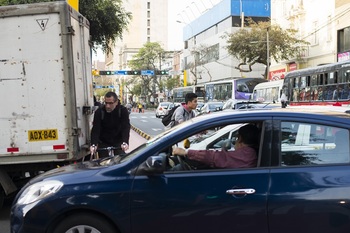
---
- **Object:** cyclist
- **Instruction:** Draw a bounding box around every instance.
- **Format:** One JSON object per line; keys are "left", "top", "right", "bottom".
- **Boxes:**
{"left": 90, "top": 92, "right": 130, "bottom": 158}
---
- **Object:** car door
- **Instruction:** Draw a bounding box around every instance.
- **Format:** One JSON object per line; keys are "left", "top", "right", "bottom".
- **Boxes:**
{"left": 130, "top": 169, "right": 270, "bottom": 233}
{"left": 130, "top": 119, "right": 272, "bottom": 233}
{"left": 268, "top": 117, "right": 350, "bottom": 233}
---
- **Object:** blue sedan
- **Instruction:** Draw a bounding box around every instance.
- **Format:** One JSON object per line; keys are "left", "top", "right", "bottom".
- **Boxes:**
{"left": 11, "top": 106, "right": 350, "bottom": 233}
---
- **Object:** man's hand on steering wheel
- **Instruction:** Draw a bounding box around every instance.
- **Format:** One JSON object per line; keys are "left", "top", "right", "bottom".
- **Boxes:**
{"left": 172, "top": 148, "right": 191, "bottom": 170}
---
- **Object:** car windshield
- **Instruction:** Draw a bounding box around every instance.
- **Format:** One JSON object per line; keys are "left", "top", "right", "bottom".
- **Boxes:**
{"left": 209, "top": 103, "right": 223, "bottom": 110}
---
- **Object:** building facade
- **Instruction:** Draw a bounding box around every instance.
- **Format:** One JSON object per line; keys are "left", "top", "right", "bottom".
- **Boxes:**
{"left": 179, "top": 0, "right": 271, "bottom": 85}
{"left": 270, "top": 0, "right": 350, "bottom": 79}
{"left": 105, "top": 0, "right": 168, "bottom": 103}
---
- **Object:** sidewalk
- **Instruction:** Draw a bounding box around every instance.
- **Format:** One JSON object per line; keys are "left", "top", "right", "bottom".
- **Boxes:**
{"left": 126, "top": 128, "right": 148, "bottom": 152}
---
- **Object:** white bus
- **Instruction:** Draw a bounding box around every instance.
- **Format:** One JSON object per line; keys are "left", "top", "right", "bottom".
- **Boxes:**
{"left": 205, "top": 78, "right": 267, "bottom": 102}
{"left": 172, "top": 85, "right": 205, "bottom": 103}
{"left": 251, "top": 79, "right": 284, "bottom": 103}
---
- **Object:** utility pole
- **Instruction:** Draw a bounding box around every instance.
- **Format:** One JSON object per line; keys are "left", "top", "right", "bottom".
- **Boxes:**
{"left": 266, "top": 27, "right": 270, "bottom": 80}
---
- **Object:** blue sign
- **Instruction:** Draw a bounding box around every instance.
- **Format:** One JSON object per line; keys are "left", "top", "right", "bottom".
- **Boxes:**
{"left": 141, "top": 70, "right": 154, "bottom": 76}
{"left": 115, "top": 70, "right": 128, "bottom": 75}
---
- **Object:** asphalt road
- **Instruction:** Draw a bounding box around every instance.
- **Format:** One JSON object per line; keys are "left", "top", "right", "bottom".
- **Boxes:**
{"left": 0, "top": 198, "right": 11, "bottom": 233}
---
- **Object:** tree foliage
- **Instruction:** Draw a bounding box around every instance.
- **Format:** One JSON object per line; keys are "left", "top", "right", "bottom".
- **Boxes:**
{"left": 0, "top": 0, "right": 131, "bottom": 54}
{"left": 80, "top": 0, "right": 131, "bottom": 54}
{"left": 128, "top": 42, "right": 180, "bottom": 102}
{"left": 224, "top": 18, "right": 309, "bottom": 76}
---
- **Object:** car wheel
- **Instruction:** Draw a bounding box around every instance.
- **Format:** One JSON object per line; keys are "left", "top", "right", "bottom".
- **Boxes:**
{"left": 52, "top": 213, "right": 117, "bottom": 233}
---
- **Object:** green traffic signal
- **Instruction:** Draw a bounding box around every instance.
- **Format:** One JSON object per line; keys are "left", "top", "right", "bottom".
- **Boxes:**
{"left": 156, "top": 70, "right": 169, "bottom": 75}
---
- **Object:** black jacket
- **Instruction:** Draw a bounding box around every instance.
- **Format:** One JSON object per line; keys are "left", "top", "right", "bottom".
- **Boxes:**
{"left": 91, "top": 104, "right": 130, "bottom": 146}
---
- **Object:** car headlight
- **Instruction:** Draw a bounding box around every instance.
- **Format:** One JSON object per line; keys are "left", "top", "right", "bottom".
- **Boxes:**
{"left": 17, "top": 180, "right": 63, "bottom": 205}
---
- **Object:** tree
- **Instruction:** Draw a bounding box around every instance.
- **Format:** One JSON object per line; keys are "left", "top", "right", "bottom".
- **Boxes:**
{"left": 80, "top": 0, "right": 131, "bottom": 54}
{"left": 223, "top": 18, "right": 309, "bottom": 78}
{"left": 128, "top": 42, "right": 164, "bottom": 102}
{"left": 0, "top": 0, "right": 131, "bottom": 54}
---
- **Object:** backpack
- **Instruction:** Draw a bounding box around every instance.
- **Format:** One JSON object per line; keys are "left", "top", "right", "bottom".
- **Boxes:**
{"left": 101, "top": 105, "right": 122, "bottom": 121}
{"left": 161, "top": 105, "right": 181, "bottom": 126}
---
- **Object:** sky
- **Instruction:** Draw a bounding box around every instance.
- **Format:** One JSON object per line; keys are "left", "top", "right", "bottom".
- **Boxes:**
{"left": 92, "top": 0, "right": 221, "bottom": 61}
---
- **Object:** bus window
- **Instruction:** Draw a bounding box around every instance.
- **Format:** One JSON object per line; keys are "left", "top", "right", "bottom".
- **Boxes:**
{"left": 328, "top": 72, "right": 335, "bottom": 84}
{"left": 339, "top": 68, "right": 350, "bottom": 83}
{"left": 293, "top": 77, "right": 300, "bottom": 88}
{"left": 318, "top": 74, "right": 324, "bottom": 85}
{"left": 300, "top": 76, "right": 306, "bottom": 88}
{"left": 311, "top": 75, "right": 317, "bottom": 86}
{"left": 339, "top": 83, "right": 350, "bottom": 100}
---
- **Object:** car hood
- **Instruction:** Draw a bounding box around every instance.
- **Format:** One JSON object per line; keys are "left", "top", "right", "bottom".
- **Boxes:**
{"left": 27, "top": 161, "right": 108, "bottom": 185}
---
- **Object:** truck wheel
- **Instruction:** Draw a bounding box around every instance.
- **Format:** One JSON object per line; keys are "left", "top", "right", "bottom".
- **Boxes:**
{"left": 0, "top": 188, "right": 4, "bottom": 209}
{"left": 52, "top": 213, "right": 117, "bottom": 233}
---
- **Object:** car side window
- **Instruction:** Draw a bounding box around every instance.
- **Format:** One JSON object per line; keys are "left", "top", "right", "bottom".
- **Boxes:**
{"left": 281, "top": 121, "right": 350, "bottom": 166}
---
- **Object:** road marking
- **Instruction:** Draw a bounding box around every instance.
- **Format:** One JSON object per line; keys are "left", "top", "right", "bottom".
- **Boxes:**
{"left": 152, "top": 128, "right": 163, "bottom": 131}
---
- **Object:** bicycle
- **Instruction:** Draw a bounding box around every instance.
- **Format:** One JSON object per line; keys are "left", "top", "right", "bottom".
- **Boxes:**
{"left": 86, "top": 143, "right": 127, "bottom": 162}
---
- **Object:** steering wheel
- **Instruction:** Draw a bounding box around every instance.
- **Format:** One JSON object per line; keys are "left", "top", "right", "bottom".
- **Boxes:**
{"left": 174, "top": 154, "right": 192, "bottom": 170}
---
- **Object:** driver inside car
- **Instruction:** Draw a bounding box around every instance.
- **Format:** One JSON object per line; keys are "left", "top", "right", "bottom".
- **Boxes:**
{"left": 172, "top": 124, "right": 260, "bottom": 169}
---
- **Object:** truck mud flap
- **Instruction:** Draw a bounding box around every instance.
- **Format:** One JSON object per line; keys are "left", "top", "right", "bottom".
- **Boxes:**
{"left": 0, "top": 169, "right": 17, "bottom": 195}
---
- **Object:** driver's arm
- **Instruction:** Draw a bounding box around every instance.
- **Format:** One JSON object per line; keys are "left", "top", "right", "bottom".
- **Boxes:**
{"left": 172, "top": 147, "right": 187, "bottom": 156}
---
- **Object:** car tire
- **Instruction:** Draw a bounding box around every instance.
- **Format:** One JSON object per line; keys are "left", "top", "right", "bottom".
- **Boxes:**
{"left": 52, "top": 213, "right": 117, "bottom": 233}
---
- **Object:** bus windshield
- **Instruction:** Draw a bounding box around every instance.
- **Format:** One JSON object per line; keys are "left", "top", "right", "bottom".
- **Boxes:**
{"left": 205, "top": 78, "right": 267, "bottom": 102}
{"left": 251, "top": 79, "right": 284, "bottom": 103}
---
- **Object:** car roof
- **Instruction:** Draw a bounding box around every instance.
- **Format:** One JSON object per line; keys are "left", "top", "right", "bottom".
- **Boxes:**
{"left": 159, "top": 102, "right": 171, "bottom": 105}
{"left": 193, "top": 106, "right": 350, "bottom": 123}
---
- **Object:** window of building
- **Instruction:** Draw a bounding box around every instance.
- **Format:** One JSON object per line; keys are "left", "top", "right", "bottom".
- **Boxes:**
{"left": 327, "top": 15, "right": 332, "bottom": 42}
{"left": 147, "top": 2, "right": 150, "bottom": 9}
{"left": 311, "top": 21, "right": 319, "bottom": 46}
{"left": 147, "top": 19, "right": 150, "bottom": 27}
{"left": 338, "top": 27, "right": 350, "bottom": 53}
{"left": 147, "top": 11, "right": 150, "bottom": 18}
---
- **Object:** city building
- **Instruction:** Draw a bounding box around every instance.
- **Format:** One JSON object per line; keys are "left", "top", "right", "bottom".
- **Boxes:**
{"left": 105, "top": 0, "right": 168, "bottom": 103}
{"left": 177, "top": 0, "right": 270, "bottom": 85}
{"left": 269, "top": 0, "right": 350, "bottom": 79}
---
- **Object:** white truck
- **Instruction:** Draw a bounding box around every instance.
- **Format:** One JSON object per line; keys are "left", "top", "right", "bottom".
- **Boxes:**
{"left": 0, "top": 1, "right": 94, "bottom": 207}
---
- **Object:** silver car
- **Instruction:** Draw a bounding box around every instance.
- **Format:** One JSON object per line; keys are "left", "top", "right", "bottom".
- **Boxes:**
{"left": 155, "top": 102, "right": 171, "bottom": 118}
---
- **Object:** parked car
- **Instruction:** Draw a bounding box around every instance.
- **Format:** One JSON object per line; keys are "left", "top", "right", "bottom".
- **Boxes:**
{"left": 11, "top": 106, "right": 350, "bottom": 233}
{"left": 198, "top": 101, "right": 224, "bottom": 115}
{"left": 196, "top": 101, "right": 205, "bottom": 111}
{"left": 155, "top": 101, "right": 171, "bottom": 118}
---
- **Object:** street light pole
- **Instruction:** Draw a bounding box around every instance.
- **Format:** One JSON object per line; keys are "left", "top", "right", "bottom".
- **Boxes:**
{"left": 266, "top": 27, "right": 270, "bottom": 80}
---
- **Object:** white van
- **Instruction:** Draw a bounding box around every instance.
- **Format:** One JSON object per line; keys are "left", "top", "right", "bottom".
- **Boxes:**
{"left": 251, "top": 79, "right": 284, "bottom": 103}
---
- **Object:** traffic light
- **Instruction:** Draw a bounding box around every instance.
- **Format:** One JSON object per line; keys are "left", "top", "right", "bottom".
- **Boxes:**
{"left": 155, "top": 70, "right": 169, "bottom": 75}
{"left": 160, "top": 70, "right": 169, "bottom": 75}
{"left": 127, "top": 70, "right": 141, "bottom": 75}
{"left": 99, "top": 71, "right": 113, "bottom": 75}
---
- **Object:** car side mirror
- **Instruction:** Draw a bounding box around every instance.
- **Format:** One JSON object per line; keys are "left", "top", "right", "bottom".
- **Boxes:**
{"left": 132, "top": 153, "right": 166, "bottom": 176}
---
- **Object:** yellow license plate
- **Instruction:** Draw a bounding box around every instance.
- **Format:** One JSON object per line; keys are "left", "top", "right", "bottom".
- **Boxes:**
{"left": 28, "top": 129, "right": 58, "bottom": 142}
